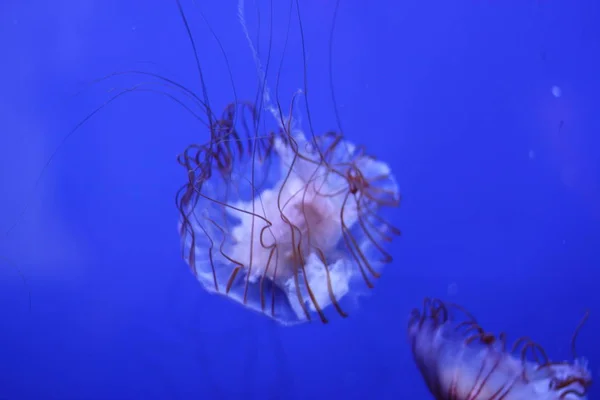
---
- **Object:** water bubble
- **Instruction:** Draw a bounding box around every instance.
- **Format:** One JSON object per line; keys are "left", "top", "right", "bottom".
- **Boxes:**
{"left": 552, "top": 86, "right": 562, "bottom": 98}
{"left": 447, "top": 283, "right": 458, "bottom": 296}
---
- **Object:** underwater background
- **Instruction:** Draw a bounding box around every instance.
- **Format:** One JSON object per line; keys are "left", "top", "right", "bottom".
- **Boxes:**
{"left": 1, "top": 0, "right": 598, "bottom": 399}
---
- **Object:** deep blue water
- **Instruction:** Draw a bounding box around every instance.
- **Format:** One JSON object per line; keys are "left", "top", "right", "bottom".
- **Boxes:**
{"left": 1, "top": 0, "right": 598, "bottom": 399}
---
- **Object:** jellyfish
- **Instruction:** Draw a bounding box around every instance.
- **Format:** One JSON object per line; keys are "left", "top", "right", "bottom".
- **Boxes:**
{"left": 408, "top": 298, "right": 592, "bottom": 399}
{"left": 175, "top": 0, "right": 400, "bottom": 325}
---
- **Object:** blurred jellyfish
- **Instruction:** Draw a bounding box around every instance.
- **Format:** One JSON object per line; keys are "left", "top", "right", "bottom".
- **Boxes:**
{"left": 176, "top": 0, "right": 400, "bottom": 325}
{"left": 408, "top": 298, "right": 592, "bottom": 399}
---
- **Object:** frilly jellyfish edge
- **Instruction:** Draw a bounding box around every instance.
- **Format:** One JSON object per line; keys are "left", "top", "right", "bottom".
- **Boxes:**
{"left": 408, "top": 298, "right": 592, "bottom": 399}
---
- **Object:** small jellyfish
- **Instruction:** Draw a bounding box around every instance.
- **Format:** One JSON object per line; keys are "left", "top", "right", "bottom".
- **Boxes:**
{"left": 408, "top": 298, "right": 592, "bottom": 399}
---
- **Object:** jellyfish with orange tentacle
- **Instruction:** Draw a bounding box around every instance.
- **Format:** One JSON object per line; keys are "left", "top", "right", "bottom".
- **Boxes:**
{"left": 176, "top": 97, "right": 400, "bottom": 325}
{"left": 175, "top": 0, "right": 400, "bottom": 325}
{"left": 408, "top": 298, "right": 592, "bottom": 399}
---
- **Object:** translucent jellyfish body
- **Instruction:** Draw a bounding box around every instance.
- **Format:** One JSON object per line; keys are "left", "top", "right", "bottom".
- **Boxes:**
{"left": 408, "top": 298, "right": 592, "bottom": 399}
{"left": 177, "top": 102, "right": 400, "bottom": 324}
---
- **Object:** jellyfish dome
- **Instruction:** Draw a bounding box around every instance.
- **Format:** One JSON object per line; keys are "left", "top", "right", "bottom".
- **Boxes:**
{"left": 176, "top": 100, "right": 400, "bottom": 325}
{"left": 408, "top": 298, "right": 592, "bottom": 399}
{"left": 176, "top": 101, "right": 400, "bottom": 325}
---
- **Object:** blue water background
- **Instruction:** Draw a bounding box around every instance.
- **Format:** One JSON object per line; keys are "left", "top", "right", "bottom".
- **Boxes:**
{"left": 1, "top": 0, "right": 598, "bottom": 399}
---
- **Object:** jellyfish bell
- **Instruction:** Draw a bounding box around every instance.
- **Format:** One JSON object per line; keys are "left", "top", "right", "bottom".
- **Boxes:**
{"left": 177, "top": 98, "right": 400, "bottom": 325}
{"left": 408, "top": 298, "right": 592, "bottom": 399}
